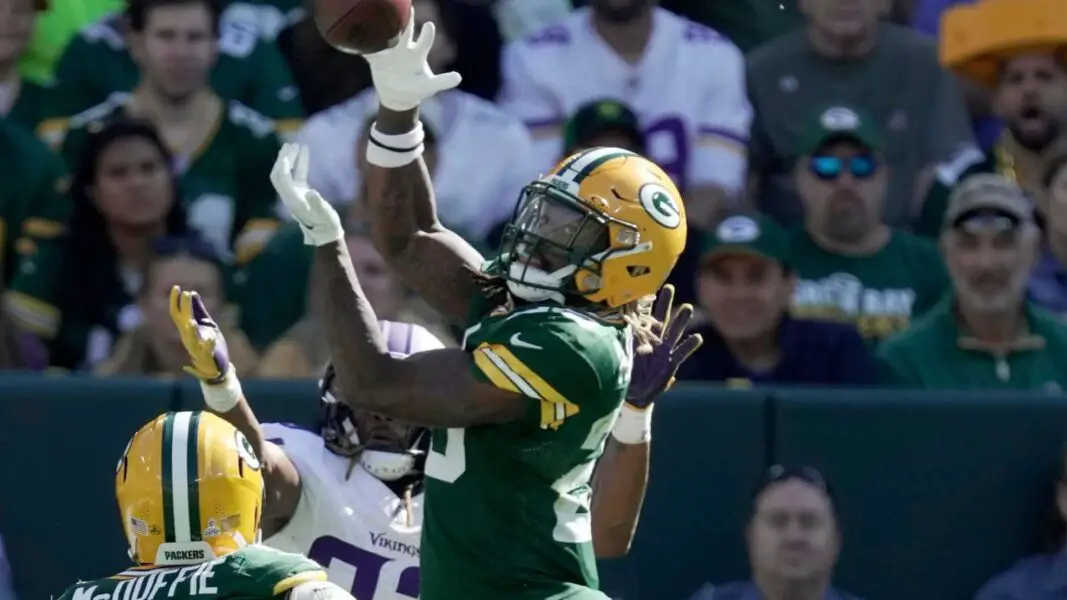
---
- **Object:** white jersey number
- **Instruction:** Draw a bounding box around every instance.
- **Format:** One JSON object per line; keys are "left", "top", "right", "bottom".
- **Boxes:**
{"left": 425, "top": 412, "right": 615, "bottom": 545}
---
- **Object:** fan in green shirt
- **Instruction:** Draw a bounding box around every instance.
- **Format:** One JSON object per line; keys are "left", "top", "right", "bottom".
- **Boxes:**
{"left": 786, "top": 105, "right": 949, "bottom": 344}
{"left": 57, "top": 0, "right": 283, "bottom": 265}
{"left": 0, "top": 118, "right": 70, "bottom": 341}
{"left": 1, "top": 0, "right": 69, "bottom": 135}
{"left": 879, "top": 174, "right": 1067, "bottom": 391}
{"left": 45, "top": 0, "right": 302, "bottom": 147}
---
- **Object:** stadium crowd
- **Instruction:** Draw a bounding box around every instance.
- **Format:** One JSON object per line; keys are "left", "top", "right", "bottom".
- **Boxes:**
{"left": 3, "top": 0, "right": 1067, "bottom": 598}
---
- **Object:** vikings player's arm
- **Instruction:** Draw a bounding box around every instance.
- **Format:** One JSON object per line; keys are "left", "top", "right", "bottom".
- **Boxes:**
{"left": 168, "top": 286, "right": 304, "bottom": 536}
{"left": 363, "top": 106, "right": 487, "bottom": 325}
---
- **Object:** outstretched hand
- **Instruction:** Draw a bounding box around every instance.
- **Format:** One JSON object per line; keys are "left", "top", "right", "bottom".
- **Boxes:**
{"left": 270, "top": 143, "right": 344, "bottom": 247}
{"left": 625, "top": 285, "right": 703, "bottom": 408}
{"left": 362, "top": 8, "right": 462, "bottom": 112}
{"left": 168, "top": 285, "right": 231, "bottom": 384}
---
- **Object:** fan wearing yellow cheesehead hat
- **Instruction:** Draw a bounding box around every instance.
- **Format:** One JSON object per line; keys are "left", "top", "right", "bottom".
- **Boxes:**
{"left": 915, "top": 0, "right": 1067, "bottom": 236}
{"left": 54, "top": 411, "right": 358, "bottom": 600}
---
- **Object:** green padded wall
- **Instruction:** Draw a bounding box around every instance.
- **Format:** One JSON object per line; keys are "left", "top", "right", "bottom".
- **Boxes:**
{"left": 774, "top": 389, "right": 1067, "bottom": 600}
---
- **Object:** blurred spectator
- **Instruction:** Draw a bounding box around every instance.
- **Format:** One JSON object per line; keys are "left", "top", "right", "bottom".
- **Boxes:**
{"left": 57, "top": 0, "right": 286, "bottom": 263}
{"left": 918, "top": 0, "right": 1067, "bottom": 236}
{"left": 276, "top": 17, "right": 369, "bottom": 115}
{"left": 0, "top": 117, "right": 70, "bottom": 343}
{"left": 1030, "top": 154, "right": 1067, "bottom": 314}
{"left": 972, "top": 445, "right": 1067, "bottom": 600}
{"left": 687, "top": 466, "right": 863, "bottom": 600}
{"left": 489, "top": 0, "right": 571, "bottom": 42}
{"left": 0, "top": 533, "right": 13, "bottom": 600}
{"left": 298, "top": 1, "right": 532, "bottom": 248}
{"left": 499, "top": 0, "right": 751, "bottom": 229}
{"left": 51, "top": 119, "right": 189, "bottom": 370}
{"left": 258, "top": 225, "right": 454, "bottom": 378}
{"left": 47, "top": 0, "right": 302, "bottom": 140}
{"left": 2, "top": 0, "right": 66, "bottom": 133}
{"left": 18, "top": 0, "right": 118, "bottom": 84}
{"left": 219, "top": 0, "right": 304, "bottom": 41}
{"left": 677, "top": 213, "right": 874, "bottom": 386}
{"left": 562, "top": 99, "right": 644, "bottom": 155}
{"left": 746, "top": 0, "right": 976, "bottom": 230}
{"left": 788, "top": 106, "right": 948, "bottom": 343}
{"left": 878, "top": 174, "right": 1067, "bottom": 389}
{"left": 659, "top": 0, "right": 802, "bottom": 53}
{"left": 96, "top": 234, "right": 258, "bottom": 376}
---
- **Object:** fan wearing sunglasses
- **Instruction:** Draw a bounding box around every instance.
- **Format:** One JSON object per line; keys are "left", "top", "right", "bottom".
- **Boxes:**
{"left": 788, "top": 106, "right": 949, "bottom": 344}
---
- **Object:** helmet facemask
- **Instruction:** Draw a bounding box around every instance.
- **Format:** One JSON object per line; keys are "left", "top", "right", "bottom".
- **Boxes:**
{"left": 499, "top": 179, "right": 634, "bottom": 305}
{"left": 318, "top": 365, "right": 428, "bottom": 482}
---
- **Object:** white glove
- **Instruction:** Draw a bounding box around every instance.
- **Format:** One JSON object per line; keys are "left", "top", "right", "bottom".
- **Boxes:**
{"left": 362, "top": 10, "right": 462, "bottom": 112}
{"left": 270, "top": 143, "right": 344, "bottom": 247}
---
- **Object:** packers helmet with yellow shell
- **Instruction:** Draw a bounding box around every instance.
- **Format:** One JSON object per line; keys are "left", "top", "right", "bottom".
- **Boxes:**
{"left": 115, "top": 411, "right": 264, "bottom": 566}
{"left": 498, "top": 147, "right": 687, "bottom": 308}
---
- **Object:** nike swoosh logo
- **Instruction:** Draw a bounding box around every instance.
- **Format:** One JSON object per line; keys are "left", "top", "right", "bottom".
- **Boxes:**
{"left": 510, "top": 333, "right": 543, "bottom": 350}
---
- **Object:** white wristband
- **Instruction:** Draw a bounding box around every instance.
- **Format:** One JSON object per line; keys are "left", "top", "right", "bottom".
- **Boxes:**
{"left": 366, "top": 122, "right": 425, "bottom": 168}
{"left": 200, "top": 368, "right": 243, "bottom": 413}
{"left": 611, "top": 403, "right": 653, "bottom": 445}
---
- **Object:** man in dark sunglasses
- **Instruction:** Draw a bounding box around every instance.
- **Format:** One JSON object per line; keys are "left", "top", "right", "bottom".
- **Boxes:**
{"left": 788, "top": 106, "right": 950, "bottom": 345}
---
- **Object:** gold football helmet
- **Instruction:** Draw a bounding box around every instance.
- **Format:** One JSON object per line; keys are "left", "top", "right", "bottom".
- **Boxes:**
{"left": 498, "top": 147, "right": 687, "bottom": 308}
{"left": 115, "top": 411, "right": 264, "bottom": 565}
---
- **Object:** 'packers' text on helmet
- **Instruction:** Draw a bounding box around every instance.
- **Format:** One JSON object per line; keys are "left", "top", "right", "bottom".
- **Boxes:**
{"left": 498, "top": 147, "right": 687, "bottom": 308}
{"left": 116, "top": 411, "right": 264, "bottom": 566}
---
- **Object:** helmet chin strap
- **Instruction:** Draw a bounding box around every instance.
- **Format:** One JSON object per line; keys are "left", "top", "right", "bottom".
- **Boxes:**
{"left": 506, "top": 263, "right": 575, "bottom": 304}
{"left": 360, "top": 449, "right": 418, "bottom": 481}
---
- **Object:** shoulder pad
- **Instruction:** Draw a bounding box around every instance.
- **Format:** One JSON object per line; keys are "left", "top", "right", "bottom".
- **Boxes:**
{"left": 68, "top": 92, "right": 129, "bottom": 129}
{"left": 226, "top": 101, "right": 277, "bottom": 138}
{"left": 78, "top": 13, "right": 126, "bottom": 50}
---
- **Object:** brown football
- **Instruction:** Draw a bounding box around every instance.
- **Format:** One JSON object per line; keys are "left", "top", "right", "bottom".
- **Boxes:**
{"left": 314, "top": 0, "right": 411, "bottom": 55}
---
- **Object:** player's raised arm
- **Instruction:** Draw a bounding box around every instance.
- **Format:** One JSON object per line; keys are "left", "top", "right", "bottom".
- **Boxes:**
{"left": 359, "top": 16, "right": 484, "bottom": 324}
{"left": 591, "top": 286, "right": 703, "bottom": 558}
{"left": 168, "top": 286, "right": 301, "bottom": 535}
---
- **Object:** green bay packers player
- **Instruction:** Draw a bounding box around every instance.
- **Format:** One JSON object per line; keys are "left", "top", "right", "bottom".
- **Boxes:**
{"left": 55, "top": 411, "right": 357, "bottom": 600}
{"left": 268, "top": 15, "right": 702, "bottom": 600}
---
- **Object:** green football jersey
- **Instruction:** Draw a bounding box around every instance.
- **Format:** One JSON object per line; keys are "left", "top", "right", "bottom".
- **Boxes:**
{"left": 50, "top": 12, "right": 303, "bottom": 136}
{"left": 56, "top": 545, "right": 327, "bottom": 600}
{"left": 420, "top": 301, "right": 631, "bottom": 600}
{"left": 60, "top": 93, "right": 282, "bottom": 263}
{"left": 0, "top": 118, "right": 70, "bottom": 339}
{"left": 7, "top": 78, "right": 70, "bottom": 140}
{"left": 789, "top": 228, "right": 949, "bottom": 344}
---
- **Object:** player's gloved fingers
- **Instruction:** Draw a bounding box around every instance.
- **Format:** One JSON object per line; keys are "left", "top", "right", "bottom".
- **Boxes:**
{"left": 430, "top": 71, "right": 462, "bottom": 94}
{"left": 412, "top": 21, "right": 436, "bottom": 60}
{"left": 270, "top": 145, "right": 298, "bottom": 191}
{"left": 190, "top": 292, "right": 212, "bottom": 325}
{"left": 295, "top": 144, "right": 311, "bottom": 184}
{"left": 398, "top": 8, "right": 416, "bottom": 45}
{"left": 651, "top": 284, "right": 675, "bottom": 326}
{"left": 663, "top": 302, "right": 694, "bottom": 347}
{"left": 168, "top": 285, "right": 184, "bottom": 326}
{"left": 304, "top": 189, "right": 330, "bottom": 211}
{"left": 671, "top": 333, "right": 703, "bottom": 366}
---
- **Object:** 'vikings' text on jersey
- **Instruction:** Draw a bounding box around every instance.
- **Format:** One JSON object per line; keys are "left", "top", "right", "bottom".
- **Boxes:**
{"left": 262, "top": 425, "right": 423, "bottom": 600}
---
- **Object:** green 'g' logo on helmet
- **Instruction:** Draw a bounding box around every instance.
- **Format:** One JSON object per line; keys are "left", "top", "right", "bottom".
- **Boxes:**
{"left": 235, "top": 431, "right": 261, "bottom": 471}
{"left": 638, "top": 183, "right": 682, "bottom": 229}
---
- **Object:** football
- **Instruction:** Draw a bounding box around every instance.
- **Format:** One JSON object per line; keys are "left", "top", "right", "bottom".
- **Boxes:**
{"left": 314, "top": 0, "right": 411, "bottom": 55}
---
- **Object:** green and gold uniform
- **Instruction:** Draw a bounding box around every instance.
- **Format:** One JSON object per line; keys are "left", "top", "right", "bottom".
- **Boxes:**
{"left": 55, "top": 545, "right": 327, "bottom": 600}
{"left": 0, "top": 118, "right": 70, "bottom": 339}
{"left": 47, "top": 11, "right": 302, "bottom": 144}
{"left": 6, "top": 78, "right": 68, "bottom": 136}
{"left": 420, "top": 299, "right": 632, "bottom": 600}
{"left": 60, "top": 93, "right": 281, "bottom": 263}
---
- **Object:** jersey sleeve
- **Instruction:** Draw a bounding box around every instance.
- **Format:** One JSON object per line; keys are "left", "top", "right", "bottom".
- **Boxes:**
{"left": 231, "top": 104, "right": 283, "bottom": 263}
{"left": 469, "top": 311, "right": 624, "bottom": 431}
{"left": 689, "top": 34, "right": 751, "bottom": 193}
{"left": 241, "top": 40, "right": 304, "bottom": 138}
{"left": 231, "top": 545, "right": 327, "bottom": 598}
{"left": 5, "top": 147, "right": 69, "bottom": 339}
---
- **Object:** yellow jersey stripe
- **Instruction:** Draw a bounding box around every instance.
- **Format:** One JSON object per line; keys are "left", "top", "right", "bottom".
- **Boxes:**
{"left": 479, "top": 343, "right": 580, "bottom": 429}
{"left": 273, "top": 570, "right": 328, "bottom": 595}
{"left": 472, "top": 344, "right": 525, "bottom": 395}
